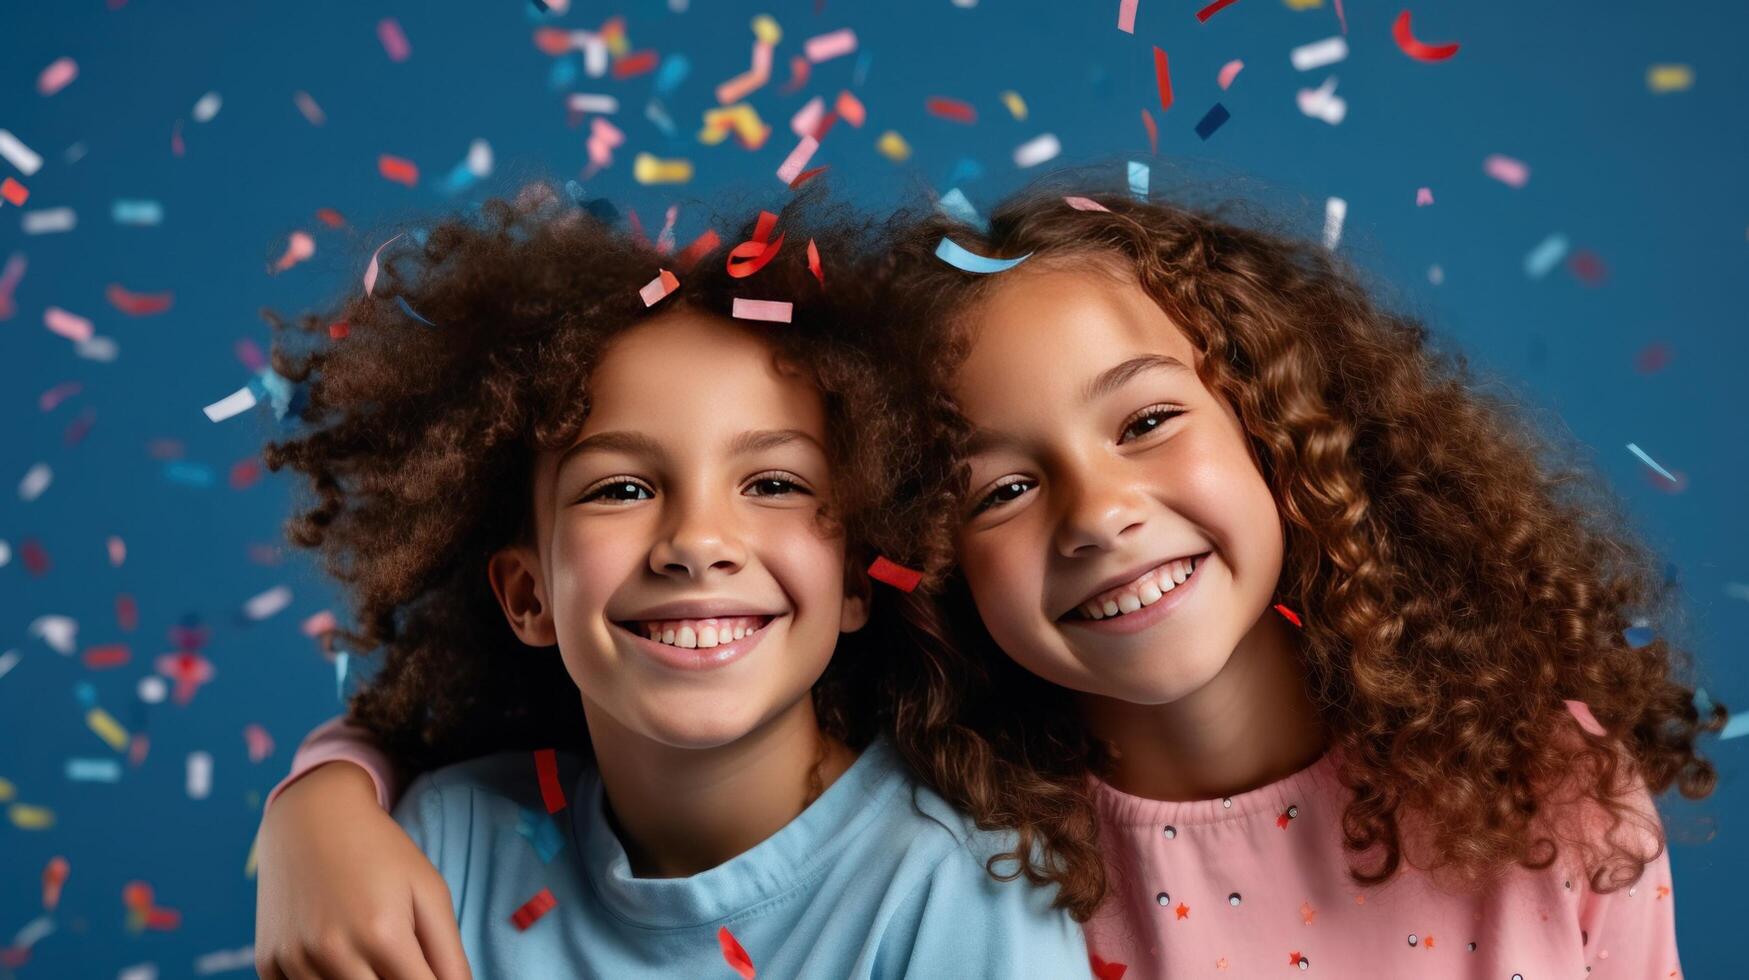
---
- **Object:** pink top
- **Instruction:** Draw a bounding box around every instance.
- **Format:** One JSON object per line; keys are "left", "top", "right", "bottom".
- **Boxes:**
{"left": 1083, "top": 752, "right": 1681, "bottom": 979}
{"left": 270, "top": 718, "right": 1682, "bottom": 979}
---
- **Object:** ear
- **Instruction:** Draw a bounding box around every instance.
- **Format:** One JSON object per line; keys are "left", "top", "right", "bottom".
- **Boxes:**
{"left": 838, "top": 563, "right": 872, "bottom": 635}
{"left": 488, "top": 544, "right": 558, "bottom": 647}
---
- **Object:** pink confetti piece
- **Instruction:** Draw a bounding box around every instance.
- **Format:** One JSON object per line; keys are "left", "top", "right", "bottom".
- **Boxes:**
{"left": 1217, "top": 59, "right": 1244, "bottom": 89}
{"left": 790, "top": 96, "right": 826, "bottom": 139}
{"left": 272, "top": 231, "right": 315, "bottom": 273}
{"left": 39, "top": 382, "right": 82, "bottom": 412}
{"left": 804, "top": 28, "right": 857, "bottom": 63}
{"left": 107, "top": 536, "right": 126, "bottom": 566}
{"left": 586, "top": 116, "right": 625, "bottom": 172}
{"left": 377, "top": 18, "right": 411, "bottom": 62}
{"left": 1563, "top": 699, "right": 1607, "bottom": 737}
{"left": 717, "top": 41, "right": 774, "bottom": 105}
{"left": 44, "top": 307, "right": 93, "bottom": 343}
{"left": 301, "top": 609, "right": 337, "bottom": 638}
{"left": 243, "top": 724, "right": 275, "bottom": 763}
{"left": 775, "top": 136, "right": 820, "bottom": 185}
{"left": 293, "top": 91, "right": 326, "bottom": 126}
{"left": 1483, "top": 153, "right": 1529, "bottom": 188}
{"left": 37, "top": 58, "right": 78, "bottom": 96}
{"left": 1416, "top": 187, "right": 1434, "bottom": 206}
{"left": 364, "top": 233, "right": 403, "bottom": 296}
{"left": 731, "top": 298, "right": 792, "bottom": 323}
{"left": 638, "top": 269, "right": 680, "bottom": 307}
{"left": 1065, "top": 196, "right": 1110, "bottom": 212}
{"left": 1117, "top": 0, "right": 1139, "bottom": 34}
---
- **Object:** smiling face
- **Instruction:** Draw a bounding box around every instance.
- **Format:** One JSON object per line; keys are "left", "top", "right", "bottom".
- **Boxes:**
{"left": 490, "top": 309, "right": 867, "bottom": 751}
{"left": 950, "top": 262, "right": 1284, "bottom": 706}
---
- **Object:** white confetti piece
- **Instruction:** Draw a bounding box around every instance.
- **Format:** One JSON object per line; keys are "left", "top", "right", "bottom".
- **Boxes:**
{"left": 137, "top": 675, "right": 167, "bottom": 704}
{"left": 0, "top": 129, "right": 44, "bottom": 176}
{"left": 0, "top": 539, "right": 10, "bottom": 568}
{"left": 0, "top": 650, "right": 19, "bottom": 682}
{"left": 731, "top": 298, "right": 792, "bottom": 323}
{"left": 364, "top": 233, "right": 403, "bottom": 296}
{"left": 193, "top": 91, "right": 222, "bottom": 123}
{"left": 466, "top": 138, "right": 493, "bottom": 178}
{"left": 243, "top": 584, "right": 293, "bottom": 620}
{"left": 21, "top": 207, "right": 75, "bottom": 234}
{"left": 1291, "top": 36, "right": 1348, "bottom": 71}
{"left": 11, "top": 916, "right": 53, "bottom": 950}
{"left": 118, "top": 964, "right": 159, "bottom": 980}
{"left": 18, "top": 462, "right": 52, "bottom": 501}
{"left": 194, "top": 946, "right": 255, "bottom": 975}
{"left": 775, "top": 136, "right": 819, "bottom": 185}
{"left": 29, "top": 615, "right": 77, "bottom": 654}
{"left": 76, "top": 335, "right": 118, "bottom": 362}
{"left": 1296, "top": 76, "right": 1347, "bottom": 125}
{"left": 1013, "top": 132, "right": 1061, "bottom": 169}
{"left": 186, "top": 750, "right": 213, "bottom": 799}
{"left": 1322, "top": 197, "right": 1347, "bottom": 250}
{"left": 566, "top": 93, "right": 620, "bottom": 114}
{"left": 203, "top": 385, "right": 258, "bottom": 423}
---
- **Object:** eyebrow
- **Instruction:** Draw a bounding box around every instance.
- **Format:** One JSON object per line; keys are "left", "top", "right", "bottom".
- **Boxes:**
{"left": 1080, "top": 354, "right": 1192, "bottom": 405}
{"left": 555, "top": 428, "right": 823, "bottom": 471}
{"left": 963, "top": 354, "right": 1192, "bottom": 457}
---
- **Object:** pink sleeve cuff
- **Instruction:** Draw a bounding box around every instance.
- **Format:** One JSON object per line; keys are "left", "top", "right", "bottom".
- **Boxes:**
{"left": 265, "top": 716, "right": 401, "bottom": 812}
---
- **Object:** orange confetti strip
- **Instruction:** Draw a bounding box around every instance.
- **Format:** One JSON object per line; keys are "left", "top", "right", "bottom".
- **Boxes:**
{"left": 788, "top": 165, "right": 830, "bottom": 190}
{"left": 533, "top": 748, "right": 567, "bottom": 813}
{"left": 834, "top": 90, "right": 866, "bottom": 128}
{"left": 378, "top": 155, "right": 418, "bottom": 186}
{"left": 42, "top": 857, "right": 69, "bottom": 911}
{"left": 807, "top": 239, "right": 823, "bottom": 285}
{"left": 0, "top": 177, "right": 27, "bottom": 207}
{"left": 1141, "top": 109, "right": 1158, "bottom": 155}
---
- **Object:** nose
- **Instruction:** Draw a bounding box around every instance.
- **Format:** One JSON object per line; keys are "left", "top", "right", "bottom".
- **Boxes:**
{"left": 1053, "top": 466, "right": 1148, "bottom": 558}
{"left": 648, "top": 490, "right": 748, "bottom": 580}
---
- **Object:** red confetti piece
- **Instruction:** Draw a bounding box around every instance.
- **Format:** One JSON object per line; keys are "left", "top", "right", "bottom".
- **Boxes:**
{"left": 229, "top": 458, "right": 262, "bottom": 490}
{"left": 613, "top": 50, "right": 659, "bottom": 79}
{"left": 1391, "top": 11, "right": 1460, "bottom": 62}
{"left": 534, "top": 748, "right": 567, "bottom": 813}
{"left": 510, "top": 888, "right": 557, "bottom": 931}
{"left": 378, "top": 154, "right": 419, "bottom": 186}
{"left": 810, "top": 111, "right": 841, "bottom": 142}
{"left": 329, "top": 320, "right": 350, "bottom": 340}
{"left": 315, "top": 207, "right": 346, "bottom": 227}
{"left": 106, "top": 284, "right": 173, "bottom": 316}
{"left": 806, "top": 239, "right": 823, "bottom": 286}
{"left": 1635, "top": 342, "right": 1671, "bottom": 374}
{"left": 788, "top": 165, "right": 830, "bottom": 190}
{"left": 1, "top": 178, "right": 28, "bottom": 207}
{"left": 867, "top": 556, "right": 923, "bottom": 593}
{"left": 1152, "top": 47, "right": 1173, "bottom": 111}
{"left": 21, "top": 539, "right": 50, "bottom": 576}
{"left": 925, "top": 97, "right": 977, "bottom": 124}
{"left": 533, "top": 27, "right": 572, "bottom": 56}
{"left": 42, "top": 857, "right": 69, "bottom": 911}
{"left": 782, "top": 55, "right": 811, "bottom": 94}
{"left": 116, "top": 594, "right": 138, "bottom": 632}
{"left": 1567, "top": 249, "right": 1608, "bottom": 286}
{"left": 718, "top": 926, "right": 756, "bottom": 980}
{"left": 63, "top": 408, "right": 95, "bottom": 446}
{"left": 1090, "top": 953, "right": 1128, "bottom": 980}
{"left": 1141, "top": 108, "right": 1158, "bottom": 155}
{"left": 1195, "top": 0, "right": 1241, "bottom": 22}
{"left": 727, "top": 211, "right": 784, "bottom": 279}
{"left": 675, "top": 229, "right": 721, "bottom": 271}
{"left": 1273, "top": 603, "right": 1303, "bottom": 627}
{"left": 82, "top": 645, "right": 131, "bottom": 670}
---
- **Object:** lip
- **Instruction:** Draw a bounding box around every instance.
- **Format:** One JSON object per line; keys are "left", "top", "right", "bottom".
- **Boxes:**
{"left": 619, "top": 599, "right": 786, "bottom": 621}
{"left": 1063, "top": 551, "right": 1209, "bottom": 614}
{"left": 1060, "top": 554, "right": 1210, "bottom": 636}
{"left": 612, "top": 615, "right": 781, "bottom": 672}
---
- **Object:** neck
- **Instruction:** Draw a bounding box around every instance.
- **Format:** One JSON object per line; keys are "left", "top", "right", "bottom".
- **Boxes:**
{"left": 584, "top": 696, "right": 857, "bottom": 879}
{"left": 1082, "top": 609, "right": 1327, "bottom": 801}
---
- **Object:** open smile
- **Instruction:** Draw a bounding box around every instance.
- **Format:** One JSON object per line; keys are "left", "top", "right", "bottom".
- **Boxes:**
{"left": 1059, "top": 553, "right": 1210, "bottom": 634}
{"left": 610, "top": 613, "right": 782, "bottom": 672}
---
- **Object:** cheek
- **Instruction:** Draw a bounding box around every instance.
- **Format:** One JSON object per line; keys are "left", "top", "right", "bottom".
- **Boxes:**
{"left": 956, "top": 528, "right": 1049, "bottom": 648}
{"left": 551, "top": 521, "right": 644, "bottom": 611}
{"left": 758, "top": 515, "right": 847, "bottom": 609}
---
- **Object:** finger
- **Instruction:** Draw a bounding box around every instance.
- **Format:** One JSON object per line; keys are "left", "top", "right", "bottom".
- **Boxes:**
{"left": 361, "top": 935, "right": 438, "bottom": 980}
{"left": 411, "top": 881, "right": 472, "bottom": 980}
{"left": 298, "top": 941, "right": 380, "bottom": 980}
{"left": 255, "top": 954, "right": 290, "bottom": 980}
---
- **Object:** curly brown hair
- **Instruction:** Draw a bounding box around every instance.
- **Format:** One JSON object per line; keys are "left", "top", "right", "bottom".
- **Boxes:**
{"left": 874, "top": 183, "right": 1727, "bottom": 921}
{"left": 264, "top": 184, "right": 941, "bottom": 778}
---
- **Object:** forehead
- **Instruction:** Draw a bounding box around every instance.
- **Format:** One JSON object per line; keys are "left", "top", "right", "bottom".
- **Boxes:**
{"left": 583, "top": 308, "right": 827, "bottom": 435}
{"left": 955, "top": 262, "right": 1198, "bottom": 401}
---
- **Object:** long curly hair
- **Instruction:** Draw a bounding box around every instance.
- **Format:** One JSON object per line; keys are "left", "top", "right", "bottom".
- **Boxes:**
{"left": 875, "top": 184, "right": 1727, "bottom": 921}
{"left": 264, "top": 185, "right": 941, "bottom": 778}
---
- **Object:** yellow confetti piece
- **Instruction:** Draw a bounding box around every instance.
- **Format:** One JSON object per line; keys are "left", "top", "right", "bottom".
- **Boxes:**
{"left": 633, "top": 153, "right": 694, "bottom": 185}
{"left": 699, "top": 104, "right": 770, "bottom": 148}
{"left": 752, "top": 14, "right": 782, "bottom": 47}
{"left": 0, "top": 777, "right": 14, "bottom": 801}
{"left": 87, "top": 707, "right": 129, "bottom": 751}
{"left": 245, "top": 831, "right": 260, "bottom": 879}
{"left": 1647, "top": 64, "right": 1693, "bottom": 93}
{"left": 876, "top": 131, "right": 912, "bottom": 163}
{"left": 1000, "top": 90, "right": 1027, "bottom": 121}
{"left": 1284, "top": 0, "right": 1323, "bottom": 9}
{"left": 10, "top": 802, "right": 55, "bottom": 830}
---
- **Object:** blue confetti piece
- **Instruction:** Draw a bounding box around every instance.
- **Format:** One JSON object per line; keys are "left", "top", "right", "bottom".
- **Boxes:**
{"left": 936, "top": 188, "right": 985, "bottom": 230}
{"left": 517, "top": 807, "right": 566, "bottom": 863}
{"left": 654, "top": 54, "right": 690, "bottom": 95}
{"left": 564, "top": 180, "right": 587, "bottom": 205}
{"left": 335, "top": 651, "right": 350, "bottom": 702}
{"left": 1695, "top": 687, "right": 1714, "bottom": 716}
{"left": 1721, "top": 714, "right": 1749, "bottom": 741}
{"left": 943, "top": 157, "right": 984, "bottom": 187}
{"left": 645, "top": 99, "right": 677, "bottom": 138}
{"left": 1195, "top": 103, "right": 1230, "bottom": 141}
{"left": 164, "top": 461, "right": 216, "bottom": 487}
{"left": 1128, "top": 161, "right": 1149, "bottom": 200}
{"left": 112, "top": 199, "right": 164, "bottom": 226}
{"left": 853, "top": 51, "right": 872, "bottom": 87}
{"left": 439, "top": 160, "right": 479, "bottom": 196}
{"left": 74, "top": 682, "right": 97, "bottom": 708}
{"left": 396, "top": 295, "right": 437, "bottom": 326}
{"left": 935, "top": 238, "right": 1032, "bottom": 274}
{"left": 66, "top": 758, "right": 122, "bottom": 782}
{"left": 547, "top": 55, "right": 577, "bottom": 91}
{"left": 1524, "top": 234, "right": 1569, "bottom": 279}
{"left": 257, "top": 367, "right": 295, "bottom": 419}
{"left": 1623, "top": 625, "right": 1656, "bottom": 649}
{"left": 1625, "top": 443, "right": 1677, "bottom": 483}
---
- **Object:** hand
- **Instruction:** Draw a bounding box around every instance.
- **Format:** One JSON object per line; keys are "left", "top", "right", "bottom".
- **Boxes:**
{"left": 255, "top": 762, "right": 471, "bottom": 980}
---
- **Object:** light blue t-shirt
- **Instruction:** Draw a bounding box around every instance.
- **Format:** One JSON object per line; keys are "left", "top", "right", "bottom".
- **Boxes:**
{"left": 394, "top": 738, "right": 1093, "bottom": 979}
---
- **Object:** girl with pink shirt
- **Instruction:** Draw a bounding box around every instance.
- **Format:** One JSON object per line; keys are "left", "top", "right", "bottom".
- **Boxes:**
{"left": 258, "top": 184, "right": 1723, "bottom": 978}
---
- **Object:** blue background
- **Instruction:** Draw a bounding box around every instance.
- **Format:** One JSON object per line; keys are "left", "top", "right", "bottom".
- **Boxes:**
{"left": 2, "top": 1, "right": 1744, "bottom": 976}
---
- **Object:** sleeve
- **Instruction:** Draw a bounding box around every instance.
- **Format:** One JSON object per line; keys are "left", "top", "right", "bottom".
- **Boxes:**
{"left": 390, "top": 771, "right": 449, "bottom": 870}
{"left": 1574, "top": 787, "right": 1682, "bottom": 978}
{"left": 879, "top": 845, "right": 1095, "bottom": 980}
{"left": 263, "top": 716, "right": 403, "bottom": 812}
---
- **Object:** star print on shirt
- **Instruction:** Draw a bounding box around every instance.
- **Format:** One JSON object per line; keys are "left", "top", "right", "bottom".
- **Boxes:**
{"left": 1299, "top": 901, "right": 1317, "bottom": 925}
{"left": 1656, "top": 885, "right": 1670, "bottom": 900}
{"left": 1175, "top": 902, "right": 1190, "bottom": 920}
{"left": 1215, "top": 958, "right": 1229, "bottom": 971}
{"left": 1277, "top": 812, "right": 1291, "bottom": 829}
{"left": 1289, "top": 951, "right": 1307, "bottom": 966}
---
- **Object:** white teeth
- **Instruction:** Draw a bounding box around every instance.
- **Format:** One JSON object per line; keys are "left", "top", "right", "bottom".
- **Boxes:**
{"left": 699, "top": 626, "right": 719, "bottom": 648}
{"left": 1159, "top": 573, "right": 1176, "bottom": 592}
{"left": 1139, "top": 581, "right": 1163, "bottom": 605}
{"left": 677, "top": 626, "right": 697, "bottom": 648}
{"left": 661, "top": 627, "right": 676, "bottom": 644}
{"left": 733, "top": 626, "right": 745, "bottom": 640}
{"left": 1117, "top": 593, "right": 1142, "bottom": 614}
{"left": 1101, "top": 599, "right": 1120, "bottom": 617}
{"left": 1171, "top": 561, "right": 1189, "bottom": 584}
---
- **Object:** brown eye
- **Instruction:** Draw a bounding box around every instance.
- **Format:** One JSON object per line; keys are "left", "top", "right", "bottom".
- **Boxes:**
{"left": 583, "top": 480, "right": 652, "bottom": 503}
{"left": 1119, "top": 406, "right": 1182, "bottom": 444}
{"left": 973, "top": 478, "right": 1034, "bottom": 515}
